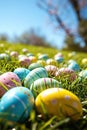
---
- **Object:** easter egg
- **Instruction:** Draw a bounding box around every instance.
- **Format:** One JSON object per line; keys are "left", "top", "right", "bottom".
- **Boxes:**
{"left": 0, "top": 87, "right": 34, "bottom": 123}
{"left": 37, "top": 60, "right": 46, "bottom": 67}
{"left": 19, "top": 56, "right": 31, "bottom": 67}
{"left": 10, "top": 51, "right": 19, "bottom": 58}
{"left": 45, "top": 65, "right": 58, "bottom": 77}
{"left": 0, "top": 72, "right": 22, "bottom": 97}
{"left": 35, "top": 88, "right": 82, "bottom": 120}
{"left": 28, "top": 63, "right": 43, "bottom": 71}
{"left": 28, "top": 56, "right": 37, "bottom": 63}
{"left": 24, "top": 67, "right": 48, "bottom": 88}
{"left": 54, "top": 53, "right": 63, "bottom": 58}
{"left": 46, "top": 59, "right": 57, "bottom": 66}
{"left": 38, "top": 54, "right": 49, "bottom": 61}
{"left": 55, "top": 68, "right": 77, "bottom": 81}
{"left": 79, "top": 70, "right": 87, "bottom": 78}
{"left": 0, "top": 53, "right": 10, "bottom": 60}
{"left": 14, "top": 68, "right": 30, "bottom": 82}
{"left": 68, "top": 62, "right": 80, "bottom": 72}
{"left": 82, "top": 58, "right": 87, "bottom": 65}
{"left": 54, "top": 56, "right": 64, "bottom": 63}
{"left": 22, "top": 48, "right": 29, "bottom": 53}
{"left": 30, "top": 77, "right": 61, "bottom": 97}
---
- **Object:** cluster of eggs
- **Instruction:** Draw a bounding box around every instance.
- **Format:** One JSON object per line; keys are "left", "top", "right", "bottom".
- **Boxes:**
{"left": 0, "top": 49, "right": 83, "bottom": 123}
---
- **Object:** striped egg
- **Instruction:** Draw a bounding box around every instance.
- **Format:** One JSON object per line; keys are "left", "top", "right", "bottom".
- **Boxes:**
{"left": 24, "top": 67, "right": 48, "bottom": 88}
{"left": 14, "top": 67, "right": 30, "bottom": 82}
{"left": 30, "top": 77, "right": 62, "bottom": 97}
{"left": 0, "top": 72, "right": 22, "bottom": 97}
{"left": 0, "top": 87, "right": 34, "bottom": 123}
{"left": 35, "top": 88, "right": 82, "bottom": 120}
{"left": 28, "top": 63, "right": 43, "bottom": 71}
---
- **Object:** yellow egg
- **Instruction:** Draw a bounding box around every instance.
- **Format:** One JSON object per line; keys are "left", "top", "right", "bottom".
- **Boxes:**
{"left": 35, "top": 88, "right": 82, "bottom": 120}
{"left": 82, "top": 58, "right": 87, "bottom": 65}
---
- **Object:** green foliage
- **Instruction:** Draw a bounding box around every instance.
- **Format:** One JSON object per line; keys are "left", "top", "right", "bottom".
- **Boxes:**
{"left": 0, "top": 41, "right": 87, "bottom": 130}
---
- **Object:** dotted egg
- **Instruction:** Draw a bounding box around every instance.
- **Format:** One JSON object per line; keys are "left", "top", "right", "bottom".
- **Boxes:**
{"left": 35, "top": 88, "right": 82, "bottom": 120}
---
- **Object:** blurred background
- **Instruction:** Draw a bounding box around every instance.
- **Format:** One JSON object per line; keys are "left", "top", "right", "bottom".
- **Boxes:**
{"left": 0, "top": 0, "right": 87, "bottom": 52}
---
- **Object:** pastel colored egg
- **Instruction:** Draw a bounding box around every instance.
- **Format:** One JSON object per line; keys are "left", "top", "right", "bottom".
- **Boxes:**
{"left": 45, "top": 65, "right": 58, "bottom": 77}
{"left": 0, "top": 53, "right": 10, "bottom": 60}
{"left": 35, "top": 88, "right": 82, "bottom": 120}
{"left": 38, "top": 54, "right": 49, "bottom": 61}
{"left": 10, "top": 51, "right": 19, "bottom": 58}
{"left": 55, "top": 68, "right": 77, "bottom": 81}
{"left": 30, "top": 77, "right": 62, "bottom": 97}
{"left": 27, "top": 53, "right": 34, "bottom": 57}
{"left": 54, "top": 56, "right": 64, "bottom": 63}
{"left": 28, "top": 56, "right": 37, "bottom": 63}
{"left": 19, "top": 56, "right": 31, "bottom": 67}
{"left": 46, "top": 59, "right": 57, "bottom": 66}
{"left": 14, "top": 67, "right": 30, "bottom": 82}
{"left": 0, "top": 87, "right": 34, "bottom": 123}
{"left": 24, "top": 67, "right": 48, "bottom": 88}
{"left": 28, "top": 63, "right": 43, "bottom": 71}
{"left": 79, "top": 70, "right": 87, "bottom": 78}
{"left": 22, "top": 48, "right": 29, "bottom": 53}
{"left": 0, "top": 72, "right": 22, "bottom": 97}
{"left": 68, "top": 62, "right": 80, "bottom": 72}
{"left": 82, "top": 58, "right": 87, "bottom": 65}
{"left": 37, "top": 60, "right": 46, "bottom": 67}
{"left": 54, "top": 53, "right": 63, "bottom": 58}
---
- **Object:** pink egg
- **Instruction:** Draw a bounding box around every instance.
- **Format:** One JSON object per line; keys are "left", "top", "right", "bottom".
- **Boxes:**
{"left": 55, "top": 68, "right": 77, "bottom": 81}
{"left": 10, "top": 51, "right": 19, "bottom": 58}
{"left": 0, "top": 72, "right": 22, "bottom": 97}
{"left": 19, "top": 56, "right": 31, "bottom": 67}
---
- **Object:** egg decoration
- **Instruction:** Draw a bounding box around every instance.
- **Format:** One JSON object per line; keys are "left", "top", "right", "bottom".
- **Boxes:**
{"left": 55, "top": 68, "right": 77, "bottom": 81}
{"left": 0, "top": 87, "right": 34, "bottom": 123}
{"left": 30, "top": 77, "right": 61, "bottom": 97}
{"left": 46, "top": 58, "right": 57, "bottom": 66}
{"left": 24, "top": 67, "right": 48, "bottom": 88}
{"left": 38, "top": 54, "right": 49, "bottom": 61}
{"left": 37, "top": 60, "right": 46, "bottom": 67}
{"left": 35, "top": 88, "right": 82, "bottom": 120}
{"left": 19, "top": 56, "right": 31, "bottom": 67}
{"left": 82, "top": 58, "right": 87, "bottom": 65}
{"left": 28, "top": 56, "right": 37, "bottom": 63}
{"left": 79, "top": 70, "right": 87, "bottom": 79}
{"left": 45, "top": 65, "right": 58, "bottom": 77}
{"left": 68, "top": 62, "right": 80, "bottom": 72}
{"left": 22, "top": 48, "right": 29, "bottom": 53}
{"left": 0, "top": 72, "right": 22, "bottom": 97}
{"left": 28, "top": 63, "right": 43, "bottom": 71}
{"left": 54, "top": 53, "right": 63, "bottom": 58}
{"left": 14, "top": 67, "right": 30, "bottom": 82}
{"left": 0, "top": 53, "right": 10, "bottom": 61}
{"left": 54, "top": 56, "right": 64, "bottom": 63}
{"left": 10, "top": 51, "right": 19, "bottom": 58}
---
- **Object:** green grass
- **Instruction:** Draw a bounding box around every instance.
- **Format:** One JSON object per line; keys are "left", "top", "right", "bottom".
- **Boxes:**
{"left": 0, "top": 41, "right": 87, "bottom": 130}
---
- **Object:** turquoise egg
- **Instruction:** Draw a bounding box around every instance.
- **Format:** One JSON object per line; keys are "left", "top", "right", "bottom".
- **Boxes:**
{"left": 54, "top": 56, "right": 64, "bottom": 63}
{"left": 38, "top": 54, "right": 48, "bottom": 61}
{"left": 24, "top": 67, "right": 48, "bottom": 88}
{"left": 0, "top": 87, "right": 34, "bottom": 123}
{"left": 28, "top": 63, "right": 43, "bottom": 71}
{"left": 14, "top": 68, "right": 30, "bottom": 82}
{"left": 30, "top": 77, "right": 62, "bottom": 98}
{"left": 68, "top": 62, "right": 80, "bottom": 72}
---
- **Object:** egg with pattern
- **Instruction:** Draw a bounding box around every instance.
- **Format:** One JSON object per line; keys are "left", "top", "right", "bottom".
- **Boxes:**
{"left": 0, "top": 87, "right": 34, "bottom": 123}
{"left": 35, "top": 88, "right": 82, "bottom": 120}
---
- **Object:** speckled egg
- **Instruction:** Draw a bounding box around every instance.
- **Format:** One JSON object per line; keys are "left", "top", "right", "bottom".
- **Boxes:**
{"left": 24, "top": 67, "right": 48, "bottom": 88}
{"left": 0, "top": 72, "right": 22, "bottom": 97}
{"left": 0, "top": 87, "right": 34, "bottom": 123}
{"left": 35, "top": 88, "right": 82, "bottom": 120}
{"left": 45, "top": 65, "right": 58, "bottom": 77}
{"left": 14, "top": 68, "right": 30, "bottom": 82}
{"left": 55, "top": 68, "right": 77, "bottom": 81}
{"left": 30, "top": 77, "right": 62, "bottom": 98}
{"left": 68, "top": 62, "right": 80, "bottom": 72}
{"left": 28, "top": 63, "right": 43, "bottom": 71}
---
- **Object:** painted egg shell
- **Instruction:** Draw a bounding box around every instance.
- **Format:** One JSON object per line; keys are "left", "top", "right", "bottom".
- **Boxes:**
{"left": 55, "top": 68, "right": 77, "bottom": 81}
{"left": 0, "top": 72, "right": 22, "bottom": 97}
{"left": 28, "top": 63, "right": 43, "bottom": 71}
{"left": 30, "top": 77, "right": 62, "bottom": 98}
{"left": 27, "top": 53, "right": 34, "bottom": 57}
{"left": 82, "top": 58, "right": 87, "bottom": 65}
{"left": 68, "top": 62, "right": 80, "bottom": 72}
{"left": 10, "top": 51, "right": 19, "bottom": 58}
{"left": 0, "top": 87, "right": 34, "bottom": 123}
{"left": 0, "top": 53, "right": 10, "bottom": 60}
{"left": 37, "top": 60, "right": 46, "bottom": 67}
{"left": 45, "top": 65, "right": 58, "bottom": 77}
{"left": 54, "top": 53, "right": 63, "bottom": 58}
{"left": 28, "top": 56, "right": 37, "bottom": 63}
{"left": 46, "top": 59, "right": 57, "bottom": 66}
{"left": 35, "top": 88, "right": 82, "bottom": 120}
{"left": 24, "top": 67, "right": 48, "bottom": 88}
{"left": 68, "top": 60, "right": 77, "bottom": 65}
{"left": 79, "top": 70, "right": 87, "bottom": 78}
{"left": 38, "top": 54, "right": 49, "bottom": 61}
{"left": 14, "top": 68, "right": 30, "bottom": 82}
{"left": 19, "top": 56, "right": 31, "bottom": 67}
{"left": 54, "top": 56, "right": 64, "bottom": 63}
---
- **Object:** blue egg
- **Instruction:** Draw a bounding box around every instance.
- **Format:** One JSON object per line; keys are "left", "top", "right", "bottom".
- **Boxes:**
{"left": 0, "top": 87, "right": 34, "bottom": 123}
{"left": 68, "top": 62, "right": 80, "bottom": 72}
{"left": 14, "top": 68, "right": 30, "bottom": 82}
{"left": 55, "top": 56, "right": 64, "bottom": 63}
{"left": 38, "top": 54, "right": 48, "bottom": 61}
